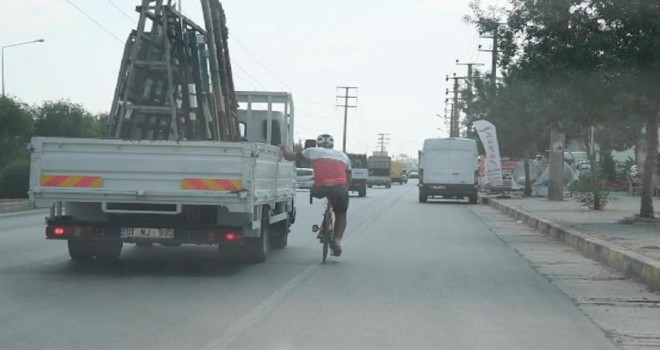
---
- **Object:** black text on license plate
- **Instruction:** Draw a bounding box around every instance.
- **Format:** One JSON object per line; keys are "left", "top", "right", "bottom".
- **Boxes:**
{"left": 121, "top": 227, "right": 175, "bottom": 239}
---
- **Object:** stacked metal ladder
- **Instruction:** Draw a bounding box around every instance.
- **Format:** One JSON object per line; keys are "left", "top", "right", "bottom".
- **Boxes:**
{"left": 108, "top": 0, "right": 240, "bottom": 141}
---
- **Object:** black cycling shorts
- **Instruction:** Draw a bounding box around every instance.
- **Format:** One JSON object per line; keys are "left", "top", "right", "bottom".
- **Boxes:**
{"left": 311, "top": 185, "right": 349, "bottom": 214}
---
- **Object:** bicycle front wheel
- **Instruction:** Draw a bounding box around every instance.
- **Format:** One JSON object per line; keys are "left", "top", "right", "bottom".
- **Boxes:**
{"left": 322, "top": 239, "right": 329, "bottom": 263}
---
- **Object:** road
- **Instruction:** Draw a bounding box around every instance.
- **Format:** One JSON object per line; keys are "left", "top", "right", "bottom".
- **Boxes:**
{"left": 0, "top": 183, "right": 625, "bottom": 349}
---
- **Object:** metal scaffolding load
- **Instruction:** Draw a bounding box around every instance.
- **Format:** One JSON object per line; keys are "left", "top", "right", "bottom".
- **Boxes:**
{"left": 107, "top": 0, "right": 240, "bottom": 141}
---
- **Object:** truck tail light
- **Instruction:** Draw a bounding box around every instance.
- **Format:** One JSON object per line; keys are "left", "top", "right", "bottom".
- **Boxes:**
{"left": 47, "top": 225, "right": 93, "bottom": 238}
{"left": 197, "top": 230, "right": 244, "bottom": 244}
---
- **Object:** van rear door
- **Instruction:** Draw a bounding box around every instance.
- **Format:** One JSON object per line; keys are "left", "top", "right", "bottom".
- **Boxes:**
{"left": 449, "top": 149, "right": 477, "bottom": 184}
{"left": 422, "top": 150, "right": 450, "bottom": 184}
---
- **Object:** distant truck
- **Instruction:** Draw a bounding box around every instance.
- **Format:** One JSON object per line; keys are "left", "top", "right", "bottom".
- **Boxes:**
{"left": 390, "top": 160, "right": 407, "bottom": 185}
{"left": 368, "top": 152, "right": 392, "bottom": 188}
{"left": 418, "top": 137, "right": 479, "bottom": 204}
{"left": 347, "top": 153, "right": 368, "bottom": 197}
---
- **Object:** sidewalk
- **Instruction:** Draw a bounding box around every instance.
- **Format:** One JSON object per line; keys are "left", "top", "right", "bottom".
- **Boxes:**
{"left": 480, "top": 192, "right": 660, "bottom": 291}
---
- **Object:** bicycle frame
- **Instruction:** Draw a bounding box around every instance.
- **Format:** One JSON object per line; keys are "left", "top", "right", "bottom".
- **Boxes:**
{"left": 310, "top": 194, "right": 334, "bottom": 263}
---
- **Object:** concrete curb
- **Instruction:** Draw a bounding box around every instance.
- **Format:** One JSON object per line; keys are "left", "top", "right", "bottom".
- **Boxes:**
{"left": 0, "top": 200, "right": 31, "bottom": 214}
{"left": 480, "top": 195, "right": 660, "bottom": 292}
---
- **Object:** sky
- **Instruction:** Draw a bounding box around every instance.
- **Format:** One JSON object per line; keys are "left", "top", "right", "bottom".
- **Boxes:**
{"left": 1, "top": 0, "right": 502, "bottom": 157}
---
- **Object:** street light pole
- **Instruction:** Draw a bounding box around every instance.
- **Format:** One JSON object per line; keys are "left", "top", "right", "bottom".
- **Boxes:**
{"left": 2, "top": 39, "right": 45, "bottom": 97}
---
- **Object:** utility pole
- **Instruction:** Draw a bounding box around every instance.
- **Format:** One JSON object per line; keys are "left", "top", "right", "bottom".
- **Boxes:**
{"left": 376, "top": 133, "right": 390, "bottom": 153}
{"left": 445, "top": 74, "right": 466, "bottom": 137}
{"left": 456, "top": 60, "right": 484, "bottom": 106}
{"left": 336, "top": 86, "right": 358, "bottom": 152}
{"left": 479, "top": 26, "right": 500, "bottom": 94}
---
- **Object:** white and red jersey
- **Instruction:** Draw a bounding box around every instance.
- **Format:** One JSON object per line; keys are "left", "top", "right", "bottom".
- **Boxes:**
{"left": 301, "top": 148, "right": 351, "bottom": 186}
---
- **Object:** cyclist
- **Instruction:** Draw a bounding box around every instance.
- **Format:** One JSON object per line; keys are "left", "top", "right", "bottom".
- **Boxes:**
{"left": 280, "top": 134, "right": 351, "bottom": 256}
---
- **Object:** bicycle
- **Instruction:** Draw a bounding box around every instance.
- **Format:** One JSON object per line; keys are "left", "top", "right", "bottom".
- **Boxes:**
{"left": 311, "top": 194, "right": 335, "bottom": 263}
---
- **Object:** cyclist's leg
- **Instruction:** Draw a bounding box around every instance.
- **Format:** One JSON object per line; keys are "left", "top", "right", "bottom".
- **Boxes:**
{"left": 327, "top": 186, "right": 349, "bottom": 240}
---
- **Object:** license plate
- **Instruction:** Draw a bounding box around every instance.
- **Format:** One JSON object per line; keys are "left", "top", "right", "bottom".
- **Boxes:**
{"left": 121, "top": 227, "right": 175, "bottom": 239}
{"left": 432, "top": 185, "right": 446, "bottom": 189}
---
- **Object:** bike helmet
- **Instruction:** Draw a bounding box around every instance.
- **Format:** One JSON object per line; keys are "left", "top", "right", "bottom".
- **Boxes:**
{"left": 316, "top": 134, "right": 334, "bottom": 149}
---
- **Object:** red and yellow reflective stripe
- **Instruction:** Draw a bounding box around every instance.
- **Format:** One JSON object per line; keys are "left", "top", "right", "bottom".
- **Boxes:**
{"left": 182, "top": 178, "right": 242, "bottom": 191}
{"left": 41, "top": 175, "right": 103, "bottom": 188}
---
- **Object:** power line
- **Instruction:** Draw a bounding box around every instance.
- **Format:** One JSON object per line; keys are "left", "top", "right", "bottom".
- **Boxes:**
{"left": 232, "top": 63, "right": 267, "bottom": 90}
{"left": 105, "top": 0, "right": 137, "bottom": 24}
{"left": 64, "top": 0, "right": 123, "bottom": 43}
{"left": 228, "top": 32, "right": 334, "bottom": 107}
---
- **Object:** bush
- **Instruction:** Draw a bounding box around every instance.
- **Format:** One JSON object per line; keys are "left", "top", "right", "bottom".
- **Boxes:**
{"left": 0, "top": 157, "right": 31, "bottom": 199}
{"left": 573, "top": 177, "right": 611, "bottom": 210}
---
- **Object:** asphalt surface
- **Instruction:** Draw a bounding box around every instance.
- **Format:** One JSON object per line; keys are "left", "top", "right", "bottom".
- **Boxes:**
{"left": 0, "top": 183, "right": 623, "bottom": 349}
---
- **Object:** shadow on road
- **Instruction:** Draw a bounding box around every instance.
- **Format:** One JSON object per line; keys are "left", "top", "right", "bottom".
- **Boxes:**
{"left": 1, "top": 245, "right": 299, "bottom": 278}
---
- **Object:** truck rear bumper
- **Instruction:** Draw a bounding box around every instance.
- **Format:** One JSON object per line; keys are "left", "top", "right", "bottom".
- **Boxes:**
{"left": 44, "top": 219, "right": 247, "bottom": 246}
{"left": 348, "top": 179, "right": 367, "bottom": 191}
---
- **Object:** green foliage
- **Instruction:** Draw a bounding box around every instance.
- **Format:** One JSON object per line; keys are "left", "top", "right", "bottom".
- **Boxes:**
{"left": 0, "top": 96, "right": 33, "bottom": 168}
{"left": 0, "top": 156, "right": 30, "bottom": 199}
{"left": 32, "top": 100, "right": 106, "bottom": 138}
{"left": 572, "top": 176, "right": 611, "bottom": 210}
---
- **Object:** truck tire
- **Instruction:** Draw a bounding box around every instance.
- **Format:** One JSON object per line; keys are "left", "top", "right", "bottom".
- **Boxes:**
{"left": 218, "top": 246, "right": 242, "bottom": 263}
{"left": 269, "top": 220, "right": 290, "bottom": 249}
{"left": 469, "top": 194, "right": 478, "bottom": 204}
{"left": 386, "top": 184, "right": 391, "bottom": 189}
{"left": 358, "top": 186, "right": 367, "bottom": 197}
{"left": 68, "top": 240, "right": 94, "bottom": 261}
{"left": 94, "top": 241, "right": 123, "bottom": 259}
{"left": 245, "top": 215, "right": 269, "bottom": 263}
{"left": 419, "top": 190, "right": 428, "bottom": 203}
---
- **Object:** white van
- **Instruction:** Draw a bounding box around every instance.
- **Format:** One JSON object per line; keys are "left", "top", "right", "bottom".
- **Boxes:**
{"left": 418, "top": 137, "right": 479, "bottom": 204}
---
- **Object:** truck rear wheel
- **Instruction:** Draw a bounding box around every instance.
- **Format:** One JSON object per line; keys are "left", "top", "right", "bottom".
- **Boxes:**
{"left": 358, "top": 186, "right": 367, "bottom": 197}
{"left": 94, "top": 241, "right": 123, "bottom": 259}
{"left": 469, "top": 194, "right": 478, "bottom": 204}
{"left": 269, "top": 220, "right": 289, "bottom": 249}
{"left": 68, "top": 240, "right": 94, "bottom": 261}
{"left": 245, "top": 216, "right": 269, "bottom": 263}
{"left": 419, "top": 190, "right": 428, "bottom": 203}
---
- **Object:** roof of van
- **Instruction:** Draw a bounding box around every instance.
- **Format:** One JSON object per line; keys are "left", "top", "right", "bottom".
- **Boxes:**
{"left": 423, "top": 137, "right": 477, "bottom": 151}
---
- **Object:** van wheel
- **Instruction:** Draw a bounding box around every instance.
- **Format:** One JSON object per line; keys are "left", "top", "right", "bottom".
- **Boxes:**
{"left": 419, "top": 191, "right": 428, "bottom": 203}
{"left": 358, "top": 187, "right": 367, "bottom": 197}
{"left": 469, "top": 194, "right": 478, "bottom": 204}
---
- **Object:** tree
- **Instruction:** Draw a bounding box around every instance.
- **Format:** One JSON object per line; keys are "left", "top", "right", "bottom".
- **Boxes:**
{"left": 467, "top": 0, "right": 651, "bottom": 211}
{"left": 32, "top": 100, "right": 106, "bottom": 138}
{"left": 0, "top": 96, "right": 33, "bottom": 168}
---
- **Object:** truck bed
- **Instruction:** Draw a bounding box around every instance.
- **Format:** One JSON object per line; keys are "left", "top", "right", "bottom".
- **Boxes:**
{"left": 29, "top": 137, "right": 294, "bottom": 212}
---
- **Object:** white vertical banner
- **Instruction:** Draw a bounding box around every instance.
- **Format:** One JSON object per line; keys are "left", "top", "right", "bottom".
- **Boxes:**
{"left": 473, "top": 120, "right": 503, "bottom": 187}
